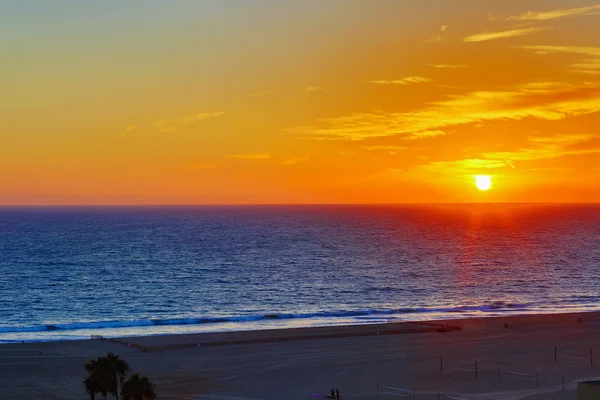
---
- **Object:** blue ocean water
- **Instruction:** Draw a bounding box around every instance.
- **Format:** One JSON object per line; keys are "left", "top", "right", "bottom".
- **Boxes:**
{"left": 1, "top": 204, "right": 599, "bottom": 343}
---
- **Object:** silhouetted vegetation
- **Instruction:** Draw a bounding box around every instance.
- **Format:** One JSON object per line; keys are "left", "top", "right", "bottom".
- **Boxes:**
{"left": 84, "top": 353, "right": 154, "bottom": 400}
{"left": 121, "top": 373, "right": 156, "bottom": 400}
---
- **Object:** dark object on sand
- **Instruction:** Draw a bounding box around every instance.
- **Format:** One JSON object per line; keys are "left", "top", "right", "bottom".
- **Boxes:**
{"left": 504, "top": 324, "right": 509, "bottom": 328}
{"left": 335, "top": 388, "right": 340, "bottom": 399}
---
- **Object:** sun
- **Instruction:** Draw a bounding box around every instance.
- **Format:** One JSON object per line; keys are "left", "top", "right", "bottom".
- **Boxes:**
{"left": 474, "top": 175, "right": 492, "bottom": 191}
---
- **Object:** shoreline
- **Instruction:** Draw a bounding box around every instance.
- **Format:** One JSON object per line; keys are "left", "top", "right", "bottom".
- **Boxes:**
{"left": 3, "top": 309, "right": 599, "bottom": 347}
{"left": 99, "top": 310, "right": 600, "bottom": 351}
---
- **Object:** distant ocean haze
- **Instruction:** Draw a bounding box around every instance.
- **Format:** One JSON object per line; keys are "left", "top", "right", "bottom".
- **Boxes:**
{"left": 0, "top": 204, "right": 599, "bottom": 342}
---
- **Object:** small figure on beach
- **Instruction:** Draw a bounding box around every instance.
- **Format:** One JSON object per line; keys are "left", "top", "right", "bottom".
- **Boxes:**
{"left": 335, "top": 388, "right": 340, "bottom": 399}
{"left": 330, "top": 388, "right": 335, "bottom": 398}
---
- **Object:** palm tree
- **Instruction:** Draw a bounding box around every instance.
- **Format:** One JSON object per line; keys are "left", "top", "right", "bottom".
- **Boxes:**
{"left": 84, "top": 374, "right": 107, "bottom": 400}
{"left": 84, "top": 353, "right": 129, "bottom": 399}
{"left": 84, "top": 359, "right": 110, "bottom": 399}
{"left": 104, "top": 352, "right": 130, "bottom": 399}
{"left": 121, "top": 373, "right": 156, "bottom": 400}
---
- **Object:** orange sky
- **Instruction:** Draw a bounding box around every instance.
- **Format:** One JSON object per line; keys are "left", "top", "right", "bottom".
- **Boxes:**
{"left": 2, "top": 1, "right": 600, "bottom": 204}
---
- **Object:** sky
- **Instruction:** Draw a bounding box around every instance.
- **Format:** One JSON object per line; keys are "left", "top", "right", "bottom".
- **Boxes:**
{"left": 2, "top": 0, "right": 600, "bottom": 205}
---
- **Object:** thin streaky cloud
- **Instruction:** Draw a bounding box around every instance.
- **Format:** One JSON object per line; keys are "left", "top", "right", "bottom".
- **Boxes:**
{"left": 572, "top": 60, "right": 600, "bottom": 70}
{"left": 228, "top": 154, "right": 272, "bottom": 160}
{"left": 437, "top": 84, "right": 462, "bottom": 89}
{"left": 363, "top": 145, "right": 409, "bottom": 151}
{"left": 574, "top": 69, "right": 600, "bottom": 75}
{"left": 402, "top": 159, "right": 507, "bottom": 180}
{"left": 527, "top": 133, "right": 595, "bottom": 145}
{"left": 505, "top": 160, "right": 516, "bottom": 169}
{"left": 424, "top": 25, "right": 448, "bottom": 43}
{"left": 287, "top": 82, "right": 600, "bottom": 140}
{"left": 507, "top": 4, "right": 600, "bottom": 21}
{"left": 278, "top": 157, "right": 309, "bottom": 166}
{"left": 370, "top": 76, "right": 431, "bottom": 85}
{"left": 464, "top": 27, "right": 546, "bottom": 43}
{"left": 429, "top": 64, "right": 469, "bottom": 69}
{"left": 517, "top": 45, "right": 600, "bottom": 57}
{"left": 483, "top": 134, "right": 600, "bottom": 162}
{"left": 517, "top": 46, "right": 600, "bottom": 74}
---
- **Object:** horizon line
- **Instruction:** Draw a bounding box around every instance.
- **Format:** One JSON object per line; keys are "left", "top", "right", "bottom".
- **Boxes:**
{"left": 1, "top": 201, "right": 600, "bottom": 208}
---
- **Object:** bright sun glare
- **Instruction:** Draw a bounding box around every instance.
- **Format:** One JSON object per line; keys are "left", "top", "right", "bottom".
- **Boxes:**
{"left": 475, "top": 175, "right": 492, "bottom": 191}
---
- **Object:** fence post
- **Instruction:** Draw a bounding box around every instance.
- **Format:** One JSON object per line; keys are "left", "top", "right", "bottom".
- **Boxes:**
{"left": 475, "top": 361, "right": 478, "bottom": 380}
{"left": 591, "top": 349, "right": 594, "bottom": 367}
{"left": 554, "top": 345, "right": 557, "bottom": 362}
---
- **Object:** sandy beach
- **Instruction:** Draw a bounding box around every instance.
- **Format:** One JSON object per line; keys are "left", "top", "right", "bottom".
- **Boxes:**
{"left": 2, "top": 312, "right": 600, "bottom": 400}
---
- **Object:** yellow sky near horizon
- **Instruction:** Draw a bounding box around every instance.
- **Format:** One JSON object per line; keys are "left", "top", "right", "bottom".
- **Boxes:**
{"left": 2, "top": 0, "right": 600, "bottom": 204}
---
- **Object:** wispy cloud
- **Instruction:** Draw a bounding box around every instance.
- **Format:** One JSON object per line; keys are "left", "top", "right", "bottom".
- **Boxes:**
{"left": 278, "top": 157, "right": 309, "bottom": 166}
{"left": 437, "top": 84, "right": 462, "bottom": 90}
{"left": 425, "top": 25, "right": 448, "bottom": 43}
{"left": 517, "top": 45, "right": 600, "bottom": 74}
{"left": 369, "top": 76, "right": 431, "bottom": 85}
{"left": 483, "top": 133, "right": 600, "bottom": 161}
{"left": 518, "top": 45, "right": 600, "bottom": 57}
{"left": 228, "top": 154, "right": 272, "bottom": 160}
{"left": 288, "top": 82, "right": 600, "bottom": 140}
{"left": 364, "top": 145, "right": 408, "bottom": 151}
{"left": 486, "top": 13, "right": 497, "bottom": 23}
{"left": 428, "top": 64, "right": 469, "bottom": 69}
{"left": 425, "top": 159, "right": 507, "bottom": 174}
{"left": 572, "top": 62, "right": 600, "bottom": 74}
{"left": 305, "top": 86, "right": 324, "bottom": 92}
{"left": 464, "top": 27, "right": 546, "bottom": 43}
{"left": 363, "top": 145, "right": 408, "bottom": 155}
{"left": 399, "top": 158, "right": 507, "bottom": 181}
{"left": 507, "top": 4, "right": 600, "bottom": 21}
{"left": 225, "top": 154, "right": 307, "bottom": 166}
{"left": 153, "top": 112, "right": 224, "bottom": 133}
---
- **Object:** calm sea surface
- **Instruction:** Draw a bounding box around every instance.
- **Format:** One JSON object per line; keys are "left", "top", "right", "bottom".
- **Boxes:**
{"left": 1, "top": 204, "right": 599, "bottom": 342}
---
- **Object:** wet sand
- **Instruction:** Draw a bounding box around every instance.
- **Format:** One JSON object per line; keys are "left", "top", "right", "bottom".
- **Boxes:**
{"left": 1, "top": 312, "right": 600, "bottom": 400}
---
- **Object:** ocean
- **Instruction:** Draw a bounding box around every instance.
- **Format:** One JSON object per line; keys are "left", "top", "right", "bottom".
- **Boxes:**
{"left": 0, "top": 204, "right": 599, "bottom": 343}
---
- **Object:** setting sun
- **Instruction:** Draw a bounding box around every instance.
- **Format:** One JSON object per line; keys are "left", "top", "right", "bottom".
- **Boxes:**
{"left": 475, "top": 175, "right": 492, "bottom": 191}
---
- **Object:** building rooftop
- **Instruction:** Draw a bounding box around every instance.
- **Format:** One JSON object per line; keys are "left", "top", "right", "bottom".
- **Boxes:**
{"left": 580, "top": 381, "right": 600, "bottom": 387}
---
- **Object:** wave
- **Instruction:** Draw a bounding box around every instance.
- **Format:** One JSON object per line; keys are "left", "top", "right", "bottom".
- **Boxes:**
{"left": 0, "top": 302, "right": 532, "bottom": 335}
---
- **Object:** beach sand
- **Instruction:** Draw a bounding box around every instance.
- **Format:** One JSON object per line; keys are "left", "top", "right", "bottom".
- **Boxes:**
{"left": 2, "top": 312, "right": 600, "bottom": 400}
